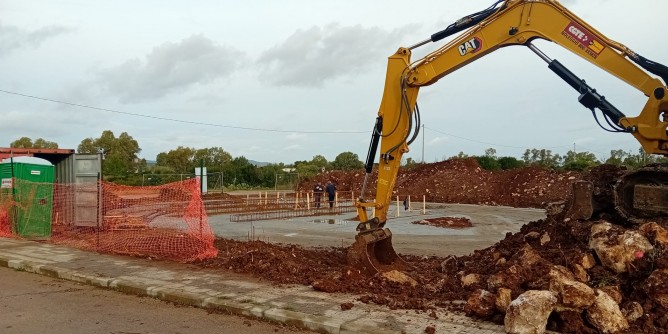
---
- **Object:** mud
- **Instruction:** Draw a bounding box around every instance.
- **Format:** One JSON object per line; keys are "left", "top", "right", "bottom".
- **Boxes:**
{"left": 412, "top": 217, "right": 473, "bottom": 228}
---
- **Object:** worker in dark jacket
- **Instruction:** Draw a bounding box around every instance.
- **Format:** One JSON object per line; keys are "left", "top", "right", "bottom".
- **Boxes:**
{"left": 325, "top": 181, "right": 337, "bottom": 208}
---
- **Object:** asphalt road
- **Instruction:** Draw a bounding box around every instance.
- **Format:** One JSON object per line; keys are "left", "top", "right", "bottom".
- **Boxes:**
{"left": 0, "top": 267, "right": 314, "bottom": 334}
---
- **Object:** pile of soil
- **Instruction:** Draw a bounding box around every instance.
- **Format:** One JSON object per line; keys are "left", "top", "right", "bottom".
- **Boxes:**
{"left": 412, "top": 217, "right": 473, "bottom": 228}
{"left": 195, "top": 163, "right": 668, "bottom": 333}
{"left": 301, "top": 158, "right": 581, "bottom": 208}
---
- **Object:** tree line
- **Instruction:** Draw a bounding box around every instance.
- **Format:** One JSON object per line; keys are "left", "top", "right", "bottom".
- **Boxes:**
{"left": 9, "top": 134, "right": 668, "bottom": 188}
{"left": 8, "top": 132, "right": 364, "bottom": 188}
{"left": 422, "top": 147, "right": 668, "bottom": 171}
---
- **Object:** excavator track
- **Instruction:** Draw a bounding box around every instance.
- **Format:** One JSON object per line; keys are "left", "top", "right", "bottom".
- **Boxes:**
{"left": 614, "top": 164, "right": 668, "bottom": 222}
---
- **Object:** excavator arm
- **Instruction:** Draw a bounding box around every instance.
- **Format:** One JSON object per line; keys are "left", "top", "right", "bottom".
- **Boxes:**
{"left": 350, "top": 0, "right": 668, "bottom": 275}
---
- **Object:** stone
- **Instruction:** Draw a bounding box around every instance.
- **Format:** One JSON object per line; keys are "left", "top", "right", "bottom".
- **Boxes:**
{"left": 639, "top": 222, "right": 668, "bottom": 250}
{"left": 461, "top": 273, "right": 482, "bottom": 287}
{"left": 504, "top": 290, "right": 558, "bottom": 334}
{"left": 496, "top": 288, "right": 512, "bottom": 313}
{"left": 570, "top": 264, "right": 590, "bottom": 283}
{"left": 549, "top": 275, "right": 595, "bottom": 309}
{"left": 585, "top": 289, "right": 629, "bottom": 333}
{"left": 379, "top": 270, "right": 417, "bottom": 287}
{"left": 540, "top": 233, "right": 551, "bottom": 246}
{"left": 548, "top": 265, "right": 575, "bottom": 281}
{"left": 642, "top": 269, "right": 668, "bottom": 308}
{"left": 465, "top": 289, "right": 497, "bottom": 318}
{"left": 440, "top": 255, "right": 457, "bottom": 272}
{"left": 516, "top": 245, "right": 544, "bottom": 267}
{"left": 589, "top": 222, "right": 653, "bottom": 273}
{"left": 599, "top": 286, "right": 622, "bottom": 305}
{"left": 578, "top": 252, "right": 597, "bottom": 270}
{"left": 622, "top": 302, "right": 643, "bottom": 323}
{"left": 488, "top": 264, "right": 522, "bottom": 291}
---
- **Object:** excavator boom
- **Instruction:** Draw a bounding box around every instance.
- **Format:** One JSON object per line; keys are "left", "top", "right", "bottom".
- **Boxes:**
{"left": 351, "top": 0, "right": 668, "bottom": 275}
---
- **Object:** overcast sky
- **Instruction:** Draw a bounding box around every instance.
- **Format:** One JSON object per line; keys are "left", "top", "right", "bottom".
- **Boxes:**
{"left": 2, "top": 0, "right": 667, "bottom": 164}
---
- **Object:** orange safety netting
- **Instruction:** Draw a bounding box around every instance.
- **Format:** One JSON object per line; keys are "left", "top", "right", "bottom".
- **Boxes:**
{"left": 1, "top": 178, "right": 217, "bottom": 262}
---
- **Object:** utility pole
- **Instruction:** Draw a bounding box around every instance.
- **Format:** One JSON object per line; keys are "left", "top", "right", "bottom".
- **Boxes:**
{"left": 573, "top": 142, "right": 576, "bottom": 153}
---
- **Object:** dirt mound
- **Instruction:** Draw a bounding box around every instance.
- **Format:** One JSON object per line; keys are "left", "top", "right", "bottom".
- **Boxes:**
{"left": 301, "top": 158, "right": 581, "bottom": 208}
{"left": 197, "top": 163, "right": 668, "bottom": 333}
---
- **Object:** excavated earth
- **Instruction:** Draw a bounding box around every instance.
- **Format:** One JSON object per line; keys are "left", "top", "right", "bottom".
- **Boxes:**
{"left": 197, "top": 159, "right": 668, "bottom": 333}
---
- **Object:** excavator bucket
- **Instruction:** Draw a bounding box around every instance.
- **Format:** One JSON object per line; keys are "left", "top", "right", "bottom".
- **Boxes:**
{"left": 348, "top": 228, "right": 409, "bottom": 276}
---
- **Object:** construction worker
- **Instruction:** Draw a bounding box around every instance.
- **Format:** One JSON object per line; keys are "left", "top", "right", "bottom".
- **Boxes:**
{"left": 313, "top": 182, "right": 324, "bottom": 208}
{"left": 325, "top": 181, "right": 336, "bottom": 208}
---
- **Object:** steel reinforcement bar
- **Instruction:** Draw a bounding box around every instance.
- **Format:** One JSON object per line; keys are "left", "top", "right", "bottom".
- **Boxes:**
{"left": 229, "top": 205, "right": 357, "bottom": 222}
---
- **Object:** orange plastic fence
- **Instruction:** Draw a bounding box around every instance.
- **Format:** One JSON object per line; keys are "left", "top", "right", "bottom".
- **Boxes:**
{"left": 0, "top": 178, "right": 217, "bottom": 262}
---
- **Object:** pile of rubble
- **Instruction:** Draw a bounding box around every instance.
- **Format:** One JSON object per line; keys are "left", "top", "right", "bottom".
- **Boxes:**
{"left": 447, "top": 164, "right": 668, "bottom": 333}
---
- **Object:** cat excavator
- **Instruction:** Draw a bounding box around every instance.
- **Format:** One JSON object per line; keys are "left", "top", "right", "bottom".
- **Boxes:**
{"left": 351, "top": 0, "right": 668, "bottom": 275}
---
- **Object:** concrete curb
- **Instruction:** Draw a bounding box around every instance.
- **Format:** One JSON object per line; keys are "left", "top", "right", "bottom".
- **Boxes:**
{"left": 0, "top": 255, "right": 357, "bottom": 333}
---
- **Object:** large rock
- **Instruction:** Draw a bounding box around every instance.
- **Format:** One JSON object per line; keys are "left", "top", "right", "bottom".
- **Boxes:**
{"left": 465, "top": 289, "right": 497, "bottom": 318}
{"left": 639, "top": 222, "right": 668, "bottom": 250}
{"left": 585, "top": 289, "right": 629, "bottom": 333}
{"left": 549, "top": 274, "right": 595, "bottom": 309}
{"left": 642, "top": 269, "right": 668, "bottom": 308}
{"left": 504, "top": 290, "right": 557, "bottom": 334}
{"left": 487, "top": 264, "right": 523, "bottom": 292}
{"left": 589, "top": 221, "right": 653, "bottom": 273}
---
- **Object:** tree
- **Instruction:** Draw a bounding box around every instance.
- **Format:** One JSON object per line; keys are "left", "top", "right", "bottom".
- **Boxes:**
{"left": 156, "top": 146, "right": 195, "bottom": 173}
{"left": 562, "top": 150, "right": 600, "bottom": 171}
{"left": 78, "top": 130, "right": 141, "bottom": 178}
{"left": 475, "top": 156, "right": 500, "bottom": 170}
{"left": 605, "top": 149, "right": 628, "bottom": 166}
{"left": 497, "top": 156, "right": 524, "bottom": 170}
{"left": 484, "top": 148, "right": 497, "bottom": 158}
{"left": 310, "top": 155, "right": 329, "bottom": 170}
{"left": 10, "top": 137, "right": 58, "bottom": 149}
{"left": 224, "top": 156, "right": 258, "bottom": 187}
{"left": 331, "top": 152, "right": 363, "bottom": 170}
{"left": 522, "top": 148, "right": 561, "bottom": 169}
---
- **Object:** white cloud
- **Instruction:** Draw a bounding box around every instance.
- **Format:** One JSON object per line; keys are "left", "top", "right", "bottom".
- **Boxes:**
{"left": 0, "top": 23, "right": 71, "bottom": 57}
{"left": 257, "top": 23, "right": 414, "bottom": 87}
{"left": 96, "top": 35, "right": 247, "bottom": 103}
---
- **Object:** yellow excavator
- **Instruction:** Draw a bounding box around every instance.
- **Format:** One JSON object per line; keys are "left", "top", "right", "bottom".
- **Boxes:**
{"left": 351, "top": 0, "right": 668, "bottom": 275}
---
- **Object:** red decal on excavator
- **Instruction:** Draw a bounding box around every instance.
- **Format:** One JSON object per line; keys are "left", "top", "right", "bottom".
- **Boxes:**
{"left": 562, "top": 21, "right": 605, "bottom": 58}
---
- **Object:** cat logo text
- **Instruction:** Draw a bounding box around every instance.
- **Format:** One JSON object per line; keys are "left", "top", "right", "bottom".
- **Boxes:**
{"left": 459, "top": 37, "right": 483, "bottom": 56}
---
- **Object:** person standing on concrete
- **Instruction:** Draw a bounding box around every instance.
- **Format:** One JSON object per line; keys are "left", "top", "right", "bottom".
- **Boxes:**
{"left": 325, "top": 181, "right": 337, "bottom": 208}
{"left": 313, "top": 182, "right": 324, "bottom": 208}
